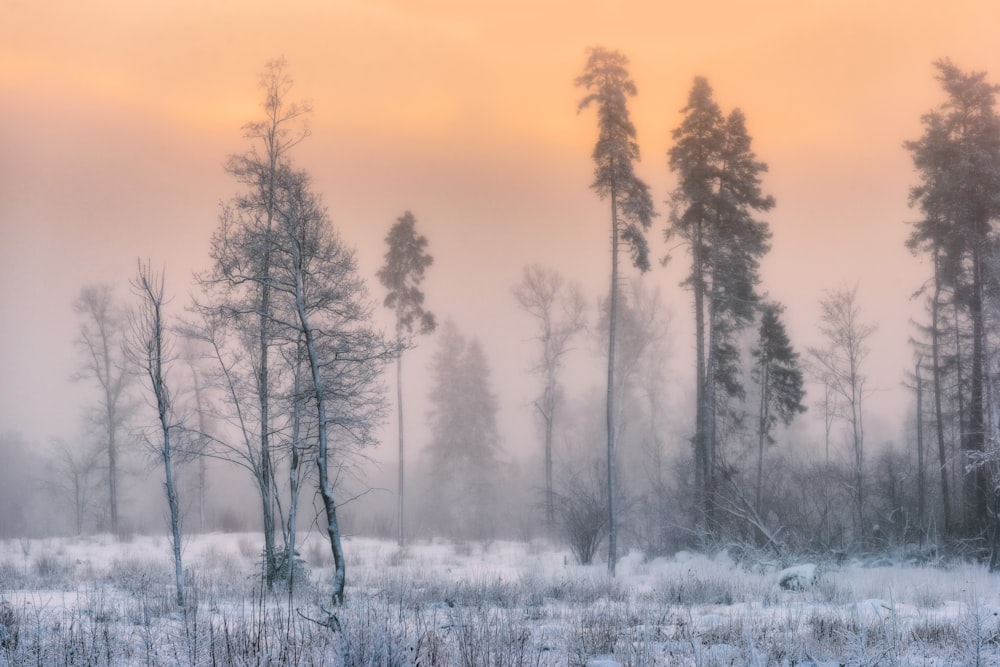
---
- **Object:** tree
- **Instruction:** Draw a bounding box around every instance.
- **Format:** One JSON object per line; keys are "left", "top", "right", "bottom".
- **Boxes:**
{"left": 377, "top": 211, "right": 435, "bottom": 548}
{"left": 424, "top": 321, "right": 504, "bottom": 541}
{"left": 914, "top": 357, "right": 927, "bottom": 536}
{"left": 47, "top": 439, "right": 101, "bottom": 536}
{"left": 906, "top": 59, "right": 1000, "bottom": 538}
{"left": 667, "top": 77, "right": 774, "bottom": 536}
{"left": 907, "top": 278, "right": 954, "bottom": 537}
{"left": 73, "top": 284, "right": 131, "bottom": 535}
{"left": 126, "top": 261, "right": 184, "bottom": 607}
{"left": 270, "top": 166, "right": 391, "bottom": 606}
{"left": 751, "top": 302, "right": 806, "bottom": 517}
{"left": 808, "top": 285, "right": 876, "bottom": 543}
{"left": 182, "top": 351, "right": 212, "bottom": 533}
{"left": 511, "top": 264, "right": 586, "bottom": 535}
{"left": 196, "top": 58, "right": 311, "bottom": 585}
{"left": 553, "top": 461, "right": 610, "bottom": 565}
{"left": 576, "top": 46, "right": 656, "bottom": 574}
{"left": 0, "top": 432, "right": 49, "bottom": 537}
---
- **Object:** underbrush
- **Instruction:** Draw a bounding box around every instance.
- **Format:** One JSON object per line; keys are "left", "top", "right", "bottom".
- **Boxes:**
{"left": 1, "top": 534, "right": 1000, "bottom": 665}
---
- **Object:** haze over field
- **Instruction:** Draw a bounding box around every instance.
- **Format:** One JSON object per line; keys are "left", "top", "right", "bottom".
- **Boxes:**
{"left": 3, "top": 0, "right": 999, "bottom": 519}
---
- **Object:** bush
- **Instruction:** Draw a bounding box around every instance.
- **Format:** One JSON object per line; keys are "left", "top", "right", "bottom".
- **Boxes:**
{"left": 0, "top": 600, "right": 18, "bottom": 650}
{"left": 553, "top": 464, "right": 610, "bottom": 565}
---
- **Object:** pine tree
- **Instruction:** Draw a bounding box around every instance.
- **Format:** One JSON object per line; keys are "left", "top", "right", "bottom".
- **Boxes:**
{"left": 378, "top": 211, "right": 435, "bottom": 547}
{"left": 667, "top": 77, "right": 773, "bottom": 536}
{"left": 906, "top": 60, "right": 1000, "bottom": 538}
{"left": 576, "top": 46, "right": 656, "bottom": 574}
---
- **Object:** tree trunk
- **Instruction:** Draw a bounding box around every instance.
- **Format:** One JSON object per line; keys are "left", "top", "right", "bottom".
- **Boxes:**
{"left": 967, "top": 243, "right": 988, "bottom": 536}
{"left": 138, "top": 267, "right": 184, "bottom": 608}
{"left": 606, "top": 182, "right": 619, "bottom": 576}
{"left": 258, "top": 274, "right": 276, "bottom": 584}
{"left": 294, "top": 255, "right": 346, "bottom": 605}
{"left": 692, "top": 221, "right": 707, "bottom": 535}
{"left": 954, "top": 301, "right": 968, "bottom": 530}
{"left": 285, "top": 343, "right": 304, "bottom": 590}
{"left": 931, "top": 257, "right": 952, "bottom": 537}
{"left": 162, "top": 421, "right": 184, "bottom": 607}
{"left": 191, "top": 367, "right": 209, "bottom": 533}
{"left": 917, "top": 358, "right": 926, "bottom": 539}
{"left": 756, "top": 358, "right": 769, "bottom": 518}
{"left": 851, "top": 368, "right": 865, "bottom": 542}
{"left": 396, "top": 337, "right": 405, "bottom": 548}
{"left": 544, "top": 386, "right": 555, "bottom": 536}
{"left": 705, "top": 245, "right": 720, "bottom": 534}
{"left": 101, "top": 332, "right": 119, "bottom": 536}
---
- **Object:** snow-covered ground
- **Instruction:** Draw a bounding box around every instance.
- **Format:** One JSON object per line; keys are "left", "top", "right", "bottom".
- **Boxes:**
{"left": 1, "top": 533, "right": 999, "bottom": 665}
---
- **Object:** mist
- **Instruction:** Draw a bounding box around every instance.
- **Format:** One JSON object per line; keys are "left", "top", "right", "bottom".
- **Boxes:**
{"left": 0, "top": 0, "right": 995, "bottom": 552}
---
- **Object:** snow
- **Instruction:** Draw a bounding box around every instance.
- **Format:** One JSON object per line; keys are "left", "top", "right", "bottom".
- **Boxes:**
{"left": 778, "top": 563, "right": 818, "bottom": 590}
{"left": 2, "top": 533, "right": 1000, "bottom": 664}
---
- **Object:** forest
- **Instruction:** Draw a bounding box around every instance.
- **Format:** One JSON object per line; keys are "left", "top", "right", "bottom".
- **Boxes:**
{"left": 6, "top": 12, "right": 1000, "bottom": 654}
{"left": 3, "top": 48, "right": 1000, "bottom": 588}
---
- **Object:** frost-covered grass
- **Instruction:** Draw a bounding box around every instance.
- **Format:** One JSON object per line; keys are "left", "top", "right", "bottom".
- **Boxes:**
{"left": 2, "top": 533, "right": 1000, "bottom": 665}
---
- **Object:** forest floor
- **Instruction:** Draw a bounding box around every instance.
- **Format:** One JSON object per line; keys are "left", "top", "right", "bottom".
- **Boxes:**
{"left": 1, "top": 532, "right": 999, "bottom": 665}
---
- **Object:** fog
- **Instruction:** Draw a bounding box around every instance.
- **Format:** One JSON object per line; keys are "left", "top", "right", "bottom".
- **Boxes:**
{"left": 1, "top": 1, "right": 997, "bottom": 539}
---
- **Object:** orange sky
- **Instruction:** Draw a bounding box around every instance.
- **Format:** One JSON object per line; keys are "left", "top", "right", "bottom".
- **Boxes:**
{"left": 3, "top": 0, "right": 1000, "bottom": 460}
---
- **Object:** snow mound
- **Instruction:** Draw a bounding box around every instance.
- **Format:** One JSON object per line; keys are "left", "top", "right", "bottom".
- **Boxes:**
{"left": 586, "top": 658, "right": 622, "bottom": 667}
{"left": 778, "top": 563, "right": 818, "bottom": 590}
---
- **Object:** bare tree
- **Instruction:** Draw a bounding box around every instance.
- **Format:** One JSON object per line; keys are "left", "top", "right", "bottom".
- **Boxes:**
{"left": 271, "top": 166, "right": 391, "bottom": 606}
{"left": 184, "top": 354, "right": 212, "bottom": 533}
{"left": 73, "top": 284, "right": 131, "bottom": 535}
{"left": 808, "top": 285, "right": 876, "bottom": 543}
{"left": 47, "top": 438, "right": 101, "bottom": 536}
{"left": 196, "top": 58, "right": 311, "bottom": 585}
{"left": 512, "top": 264, "right": 586, "bottom": 535}
{"left": 127, "top": 261, "right": 184, "bottom": 607}
{"left": 553, "top": 461, "right": 610, "bottom": 565}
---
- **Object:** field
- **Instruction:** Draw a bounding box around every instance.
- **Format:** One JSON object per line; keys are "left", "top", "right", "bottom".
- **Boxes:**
{"left": 1, "top": 533, "right": 1000, "bottom": 666}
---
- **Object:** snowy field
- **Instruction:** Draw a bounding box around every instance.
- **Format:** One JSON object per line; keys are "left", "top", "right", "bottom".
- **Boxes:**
{"left": 1, "top": 533, "right": 1000, "bottom": 665}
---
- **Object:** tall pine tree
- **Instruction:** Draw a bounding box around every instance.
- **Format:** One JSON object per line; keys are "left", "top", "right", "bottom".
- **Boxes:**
{"left": 667, "top": 77, "right": 773, "bottom": 536}
{"left": 906, "top": 60, "right": 1000, "bottom": 539}
{"left": 576, "top": 46, "right": 656, "bottom": 575}
{"left": 378, "top": 211, "right": 435, "bottom": 547}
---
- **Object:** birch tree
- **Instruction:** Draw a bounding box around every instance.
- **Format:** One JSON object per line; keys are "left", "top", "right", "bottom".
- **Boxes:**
{"left": 196, "top": 58, "right": 310, "bottom": 585}
{"left": 808, "top": 285, "right": 876, "bottom": 543}
{"left": 47, "top": 439, "right": 101, "bottom": 536}
{"left": 73, "top": 285, "right": 131, "bottom": 535}
{"left": 127, "top": 261, "right": 184, "bottom": 607}
{"left": 512, "top": 264, "right": 586, "bottom": 535}
{"left": 271, "top": 166, "right": 391, "bottom": 606}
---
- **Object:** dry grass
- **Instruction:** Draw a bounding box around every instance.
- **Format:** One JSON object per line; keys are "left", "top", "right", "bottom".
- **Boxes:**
{"left": 1, "top": 534, "right": 1000, "bottom": 665}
